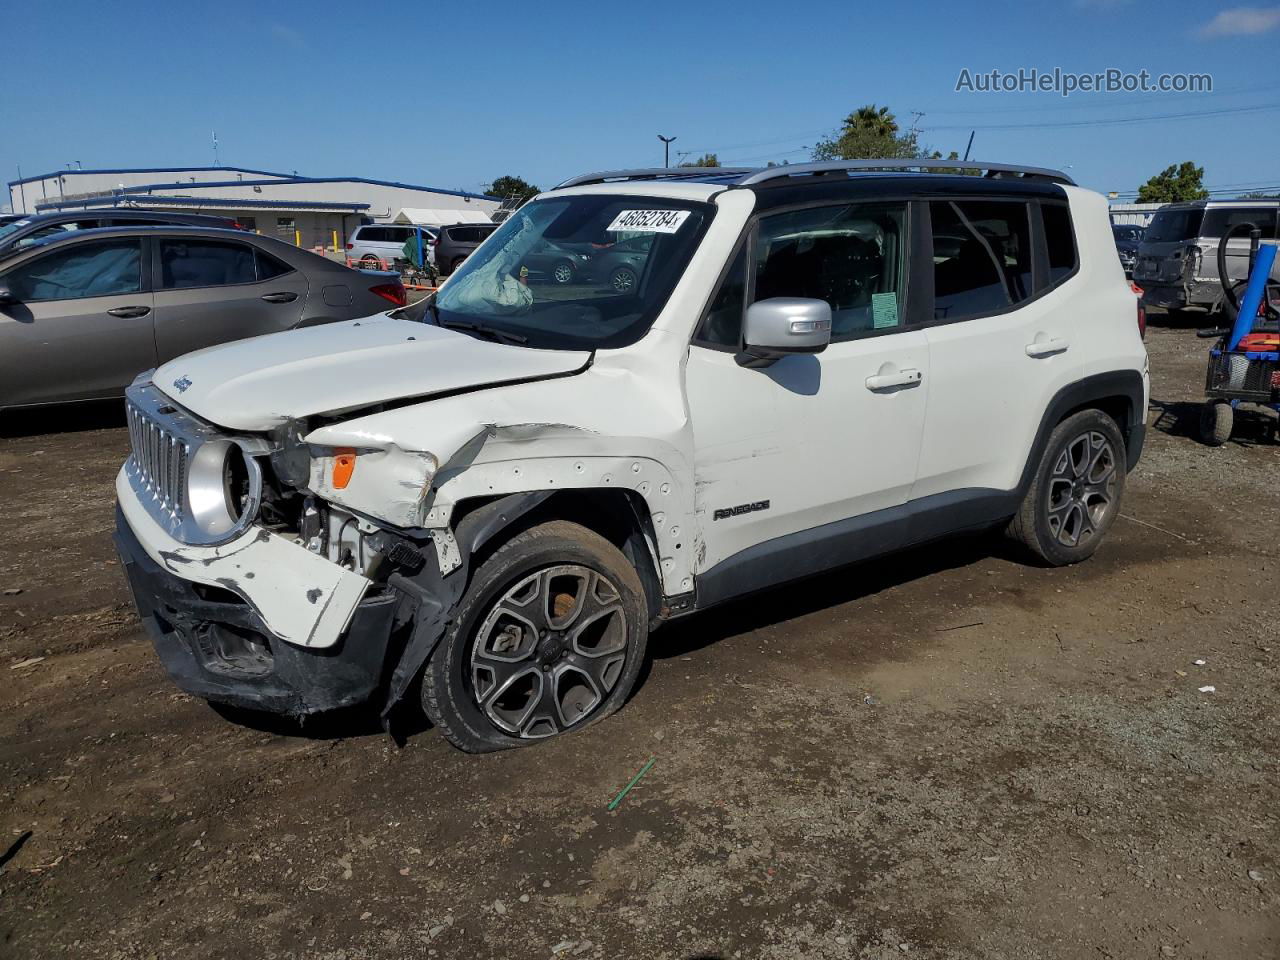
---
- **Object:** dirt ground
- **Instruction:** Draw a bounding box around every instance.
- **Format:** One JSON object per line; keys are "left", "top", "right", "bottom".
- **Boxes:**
{"left": 1, "top": 320, "right": 1277, "bottom": 960}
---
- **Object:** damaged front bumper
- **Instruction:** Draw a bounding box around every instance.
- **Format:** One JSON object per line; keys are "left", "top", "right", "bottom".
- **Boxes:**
{"left": 115, "top": 505, "right": 401, "bottom": 715}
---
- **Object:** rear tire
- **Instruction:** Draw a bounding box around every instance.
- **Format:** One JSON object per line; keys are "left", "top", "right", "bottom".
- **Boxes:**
{"left": 610, "top": 266, "right": 638, "bottom": 293}
{"left": 1007, "top": 409, "right": 1126, "bottom": 566}
{"left": 450, "top": 256, "right": 466, "bottom": 274}
{"left": 360, "top": 255, "right": 383, "bottom": 270}
{"left": 421, "top": 521, "right": 648, "bottom": 753}
{"left": 1200, "top": 400, "right": 1232, "bottom": 446}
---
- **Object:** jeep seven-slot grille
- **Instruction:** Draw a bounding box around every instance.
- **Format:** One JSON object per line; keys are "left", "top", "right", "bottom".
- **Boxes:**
{"left": 126, "top": 401, "right": 188, "bottom": 518}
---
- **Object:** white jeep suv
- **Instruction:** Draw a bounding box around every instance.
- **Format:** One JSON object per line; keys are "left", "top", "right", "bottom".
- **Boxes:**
{"left": 114, "top": 160, "right": 1150, "bottom": 752}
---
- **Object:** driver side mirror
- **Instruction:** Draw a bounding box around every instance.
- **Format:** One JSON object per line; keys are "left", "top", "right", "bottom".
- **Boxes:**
{"left": 0, "top": 284, "right": 14, "bottom": 305}
{"left": 736, "top": 297, "right": 831, "bottom": 368}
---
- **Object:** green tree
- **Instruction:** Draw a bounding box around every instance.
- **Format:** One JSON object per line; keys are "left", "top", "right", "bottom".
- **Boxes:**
{"left": 813, "top": 104, "right": 922, "bottom": 160}
{"left": 488, "top": 175, "right": 540, "bottom": 201}
{"left": 1136, "top": 162, "right": 1208, "bottom": 203}
{"left": 678, "top": 153, "right": 720, "bottom": 168}
{"left": 846, "top": 104, "right": 898, "bottom": 137}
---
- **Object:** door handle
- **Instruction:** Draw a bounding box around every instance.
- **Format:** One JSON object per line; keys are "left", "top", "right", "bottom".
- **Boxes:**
{"left": 1025, "top": 337, "right": 1070, "bottom": 358}
{"left": 261, "top": 292, "right": 299, "bottom": 303}
{"left": 865, "top": 367, "right": 923, "bottom": 391}
{"left": 106, "top": 306, "right": 151, "bottom": 318}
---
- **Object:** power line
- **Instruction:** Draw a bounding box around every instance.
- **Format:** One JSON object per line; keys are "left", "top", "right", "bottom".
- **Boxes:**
{"left": 926, "top": 80, "right": 1278, "bottom": 116}
{"left": 927, "top": 102, "right": 1279, "bottom": 131}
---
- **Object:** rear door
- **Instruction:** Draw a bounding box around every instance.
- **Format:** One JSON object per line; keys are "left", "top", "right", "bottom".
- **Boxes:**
{"left": 0, "top": 236, "right": 155, "bottom": 406}
{"left": 913, "top": 197, "right": 1083, "bottom": 501}
{"left": 151, "top": 237, "right": 309, "bottom": 363}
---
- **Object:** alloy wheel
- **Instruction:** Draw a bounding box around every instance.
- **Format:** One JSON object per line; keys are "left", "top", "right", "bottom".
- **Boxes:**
{"left": 553, "top": 263, "right": 574, "bottom": 284}
{"left": 1045, "top": 430, "right": 1118, "bottom": 548}
{"left": 611, "top": 268, "right": 636, "bottom": 293}
{"left": 469, "top": 565, "right": 628, "bottom": 738}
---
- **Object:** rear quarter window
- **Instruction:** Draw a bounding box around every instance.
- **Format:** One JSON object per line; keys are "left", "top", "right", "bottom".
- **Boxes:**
{"left": 1041, "top": 202, "right": 1077, "bottom": 287}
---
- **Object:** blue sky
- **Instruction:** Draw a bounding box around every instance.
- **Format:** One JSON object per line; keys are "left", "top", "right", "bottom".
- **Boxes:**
{"left": 4, "top": 0, "right": 1280, "bottom": 203}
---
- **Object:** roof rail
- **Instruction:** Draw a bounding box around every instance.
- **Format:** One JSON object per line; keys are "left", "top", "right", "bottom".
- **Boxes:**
{"left": 737, "top": 159, "right": 1075, "bottom": 187}
{"left": 555, "top": 167, "right": 758, "bottom": 189}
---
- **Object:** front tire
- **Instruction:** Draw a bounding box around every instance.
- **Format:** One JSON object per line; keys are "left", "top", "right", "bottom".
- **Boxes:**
{"left": 1007, "top": 409, "right": 1126, "bottom": 566}
{"left": 421, "top": 521, "right": 648, "bottom": 753}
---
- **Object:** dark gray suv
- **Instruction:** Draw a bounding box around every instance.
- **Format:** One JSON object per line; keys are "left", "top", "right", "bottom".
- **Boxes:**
{"left": 435, "top": 223, "right": 498, "bottom": 274}
{"left": 0, "top": 226, "right": 406, "bottom": 410}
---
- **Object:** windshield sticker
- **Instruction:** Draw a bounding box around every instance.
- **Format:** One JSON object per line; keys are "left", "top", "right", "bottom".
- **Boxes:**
{"left": 607, "top": 210, "right": 691, "bottom": 234}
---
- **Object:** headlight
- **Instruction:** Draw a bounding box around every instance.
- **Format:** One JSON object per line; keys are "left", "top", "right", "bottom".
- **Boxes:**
{"left": 186, "top": 439, "right": 263, "bottom": 540}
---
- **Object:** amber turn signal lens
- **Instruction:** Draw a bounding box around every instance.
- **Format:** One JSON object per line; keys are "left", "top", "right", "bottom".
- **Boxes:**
{"left": 332, "top": 448, "right": 357, "bottom": 489}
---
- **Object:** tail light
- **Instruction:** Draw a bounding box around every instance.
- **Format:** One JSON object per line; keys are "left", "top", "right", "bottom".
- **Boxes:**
{"left": 230, "top": 220, "right": 246, "bottom": 230}
{"left": 345, "top": 242, "right": 353, "bottom": 250}
{"left": 1131, "top": 281, "right": 1146, "bottom": 339}
{"left": 369, "top": 281, "right": 407, "bottom": 307}
{"left": 1184, "top": 244, "right": 1202, "bottom": 277}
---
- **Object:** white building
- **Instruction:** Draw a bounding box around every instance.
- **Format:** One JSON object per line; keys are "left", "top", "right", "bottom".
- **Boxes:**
{"left": 1108, "top": 202, "right": 1166, "bottom": 227}
{"left": 7, "top": 166, "right": 501, "bottom": 250}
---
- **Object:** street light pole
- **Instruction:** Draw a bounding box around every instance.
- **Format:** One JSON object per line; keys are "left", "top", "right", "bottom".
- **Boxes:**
{"left": 658, "top": 134, "right": 677, "bottom": 168}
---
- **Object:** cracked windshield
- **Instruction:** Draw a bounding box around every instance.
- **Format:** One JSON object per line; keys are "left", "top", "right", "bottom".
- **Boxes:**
{"left": 431, "top": 194, "right": 710, "bottom": 349}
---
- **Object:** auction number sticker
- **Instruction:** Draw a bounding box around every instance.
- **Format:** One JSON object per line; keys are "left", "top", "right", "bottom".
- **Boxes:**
{"left": 607, "top": 209, "right": 691, "bottom": 233}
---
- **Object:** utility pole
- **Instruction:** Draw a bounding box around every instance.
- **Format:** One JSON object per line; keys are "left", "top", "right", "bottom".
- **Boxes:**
{"left": 658, "top": 134, "right": 677, "bottom": 168}
{"left": 212, "top": 130, "right": 219, "bottom": 167}
{"left": 962, "top": 130, "right": 975, "bottom": 162}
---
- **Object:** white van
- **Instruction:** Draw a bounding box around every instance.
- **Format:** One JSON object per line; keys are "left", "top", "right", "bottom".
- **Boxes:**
{"left": 346, "top": 224, "right": 437, "bottom": 268}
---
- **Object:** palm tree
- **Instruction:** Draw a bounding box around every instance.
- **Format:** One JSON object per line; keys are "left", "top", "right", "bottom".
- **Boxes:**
{"left": 845, "top": 104, "right": 899, "bottom": 137}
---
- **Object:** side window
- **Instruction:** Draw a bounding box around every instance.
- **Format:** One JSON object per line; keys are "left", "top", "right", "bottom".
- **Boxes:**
{"left": 160, "top": 239, "right": 257, "bottom": 288}
{"left": 694, "top": 246, "right": 748, "bottom": 347}
{"left": 931, "top": 200, "right": 1031, "bottom": 320}
{"left": 16, "top": 221, "right": 89, "bottom": 249}
{"left": 1041, "top": 202, "right": 1077, "bottom": 287}
{"left": 255, "top": 249, "right": 294, "bottom": 280}
{"left": 4, "top": 238, "right": 142, "bottom": 302}
{"left": 754, "top": 202, "right": 908, "bottom": 339}
{"left": 1202, "top": 207, "right": 1278, "bottom": 240}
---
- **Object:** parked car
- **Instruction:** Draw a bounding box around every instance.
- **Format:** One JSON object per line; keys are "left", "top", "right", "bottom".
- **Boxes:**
{"left": 1112, "top": 223, "right": 1144, "bottom": 276}
{"left": 435, "top": 222, "right": 498, "bottom": 274}
{"left": 1132, "top": 199, "right": 1280, "bottom": 313}
{"left": 347, "top": 223, "right": 437, "bottom": 270}
{"left": 113, "top": 160, "right": 1147, "bottom": 752}
{"left": 0, "top": 226, "right": 405, "bottom": 410}
{"left": 0, "top": 208, "right": 243, "bottom": 257}
{"left": 521, "top": 235, "right": 654, "bottom": 291}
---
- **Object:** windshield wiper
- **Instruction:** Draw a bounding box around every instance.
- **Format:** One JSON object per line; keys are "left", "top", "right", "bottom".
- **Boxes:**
{"left": 433, "top": 310, "right": 528, "bottom": 345}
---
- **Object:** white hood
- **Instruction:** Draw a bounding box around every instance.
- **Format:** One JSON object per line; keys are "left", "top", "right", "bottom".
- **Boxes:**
{"left": 153, "top": 315, "right": 590, "bottom": 431}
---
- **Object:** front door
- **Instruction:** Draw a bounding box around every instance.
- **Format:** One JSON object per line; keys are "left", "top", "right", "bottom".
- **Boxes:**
{"left": 685, "top": 200, "right": 929, "bottom": 580}
{"left": 151, "top": 236, "right": 309, "bottom": 363}
{"left": 0, "top": 236, "right": 155, "bottom": 406}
